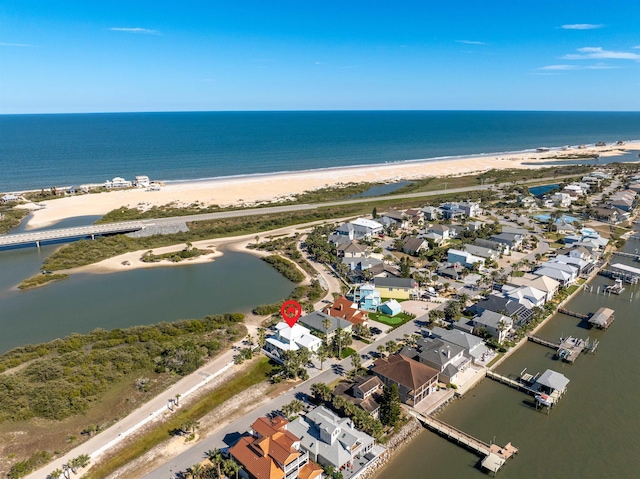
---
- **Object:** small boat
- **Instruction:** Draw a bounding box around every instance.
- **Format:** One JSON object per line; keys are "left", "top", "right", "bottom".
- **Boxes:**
{"left": 535, "top": 394, "right": 553, "bottom": 407}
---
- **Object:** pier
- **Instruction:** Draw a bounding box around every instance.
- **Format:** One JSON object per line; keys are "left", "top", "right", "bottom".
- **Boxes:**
{"left": 485, "top": 369, "right": 569, "bottom": 408}
{"left": 612, "top": 251, "right": 640, "bottom": 261}
{"left": 527, "top": 334, "right": 594, "bottom": 363}
{"left": 588, "top": 307, "right": 615, "bottom": 329}
{"left": 557, "top": 307, "right": 590, "bottom": 321}
{"left": 599, "top": 263, "right": 640, "bottom": 284}
{"left": 527, "top": 335, "right": 559, "bottom": 349}
{"left": 407, "top": 409, "right": 518, "bottom": 475}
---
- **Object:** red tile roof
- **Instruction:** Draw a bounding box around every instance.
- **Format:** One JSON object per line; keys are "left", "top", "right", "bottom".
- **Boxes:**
{"left": 322, "top": 296, "right": 368, "bottom": 325}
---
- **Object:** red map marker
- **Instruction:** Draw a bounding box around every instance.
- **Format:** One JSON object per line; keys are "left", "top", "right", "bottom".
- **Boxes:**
{"left": 281, "top": 300, "right": 302, "bottom": 328}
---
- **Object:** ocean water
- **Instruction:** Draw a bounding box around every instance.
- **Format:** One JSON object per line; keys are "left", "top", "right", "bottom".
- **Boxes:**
{"left": 1, "top": 111, "right": 640, "bottom": 192}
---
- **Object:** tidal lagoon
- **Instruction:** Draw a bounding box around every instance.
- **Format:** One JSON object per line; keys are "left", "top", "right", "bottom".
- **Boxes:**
{"left": 380, "top": 235, "right": 640, "bottom": 478}
{"left": 0, "top": 247, "right": 296, "bottom": 354}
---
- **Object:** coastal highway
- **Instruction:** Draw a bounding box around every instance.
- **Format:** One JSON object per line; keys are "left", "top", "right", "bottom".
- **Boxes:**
{"left": 139, "top": 174, "right": 575, "bottom": 227}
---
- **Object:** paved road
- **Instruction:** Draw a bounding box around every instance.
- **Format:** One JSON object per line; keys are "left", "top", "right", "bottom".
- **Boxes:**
{"left": 143, "top": 316, "right": 428, "bottom": 479}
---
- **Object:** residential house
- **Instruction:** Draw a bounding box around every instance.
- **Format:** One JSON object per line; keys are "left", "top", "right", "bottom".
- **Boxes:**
{"left": 334, "top": 223, "right": 357, "bottom": 241}
{"left": 470, "top": 294, "right": 534, "bottom": 326}
{"left": 404, "top": 208, "right": 425, "bottom": 225}
{"left": 379, "top": 299, "right": 401, "bottom": 317}
{"left": 552, "top": 192, "right": 573, "bottom": 207}
{"left": 286, "top": 406, "right": 376, "bottom": 472}
{"left": 439, "top": 202, "right": 465, "bottom": 219}
{"left": 105, "top": 177, "right": 132, "bottom": 188}
{"left": 134, "top": 176, "right": 150, "bottom": 188}
{"left": 357, "top": 284, "right": 382, "bottom": 312}
{"left": 337, "top": 241, "right": 369, "bottom": 258}
{"left": 556, "top": 245, "right": 593, "bottom": 263}
{"left": 490, "top": 233, "right": 523, "bottom": 251}
{"left": 333, "top": 375, "right": 383, "bottom": 418}
{"left": 380, "top": 209, "right": 409, "bottom": 229}
{"left": 472, "top": 310, "right": 513, "bottom": 343}
{"left": 424, "top": 224, "right": 450, "bottom": 243}
{"left": 342, "top": 256, "right": 383, "bottom": 273}
{"left": 229, "top": 415, "right": 323, "bottom": 479}
{"left": 402, "top": 237, "right": 429, "bottom": 256}
{"left": 298, "top": 312, "right": 353, "bottom": 339}
{"left": 502, "top": 285, "right": 546, "bottom": 309}
{"left": 428, "top": 327, "right": 491, "bottom": 365}
{"left": 374, "top": 277, "right": 418, "bottom": 300}
{"left": 415, "top": 337, "right": 471, "bottom": 384}
{"left": 447, "top": 248, "right": 485, "bottom": 269}
{"left": 506, "top": 273, "right": 559, "bottom": 303}
{"left": 351, "top": 218, "right": 384, "bottom": 237}
{"left": 421, "top": 206, "right": 441, "bottom": 221}
{"left": 475, "top": 238, "right": 509, "bottom": 254}
{"left": 264, "top": 323, "right": 323, "bottom": 361}
{"left": 463, "top": 244, "right": 499, "bottom": 261}
{"left": 437, "top": 262, "right": 464, "bottom": 280}
{"left": 1, "top": 194, "right": 20, "bottom": 203}
{"left": 519, "top": 196, "right": 537, "bottom": 209}
{"left": 590, "top": 206, "right": 624, "bottom": 224}
{"left": 551, "top": 254, "right": 593, "bottom": 275}
{"left": 459, "top": 201, "right": 481, "bottom": 217}
{"left": 372, "top": 354, "right": 439, "bottom": 406}
{"left": 536, "top": 260, "right": 579, "bottom": 285}
{"left": 322, "top": 296, "right": 368, "bottom": 326}
{"left": 555, "top": 221, "right": 577, "bottom": 235}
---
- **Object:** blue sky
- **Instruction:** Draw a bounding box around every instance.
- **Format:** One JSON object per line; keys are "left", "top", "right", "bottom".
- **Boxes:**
{"left": 1, "top": 0, "right": 639, "bottom": 113}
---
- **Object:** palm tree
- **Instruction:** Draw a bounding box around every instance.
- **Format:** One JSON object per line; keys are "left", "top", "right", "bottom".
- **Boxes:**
{"left": 257, "top": 327, "right": 267, "bottom": 350}
{"left": 322, "top": 317, "right": 332, "bottom": 342}
{"left": 205, "top": 449, "right": 223, "bottom": 478}
{"left": 49, "top": 469, "right": 63, "bottom": 479}
{"left": 316, "top": 343, "right": 328, "bottom": 370}
{"left": 186, "top": 463, "right": 204, "bottom": 479}
{"left": 223, "top": 458, "right": 241, "bottom": 479}
{"left": 457, "top": 292, "right": 470, "bottom": 308}
{"left": 175, "top": 394, "right": 181, "bottom": 407}
{"left": 74, "top": 455, "right": 90, "bottom": 469}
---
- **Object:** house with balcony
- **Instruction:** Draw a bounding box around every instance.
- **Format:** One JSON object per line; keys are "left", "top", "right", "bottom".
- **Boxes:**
{"left": 298, "top": 311, "right": 353, "bottom": 339}
{"left": 439, "top": 202, "right": 465, "bottom": 219}
{"left": 447, "top": 248, "right": 485, "bottom": 269}
{"left": 472, "top": 310, "right": 513, "bottom": 344}
{"left": 333, "top": 375, "right": 383, "bottom": 418}
{"left": 287, "top": 406, "right": 377, "bottom": 473}
{"left": 357, "top": 284, "right": 382, "bottom": 312}
{"left": 459, "top": 201, "right": 481, "bottom": 217}
{"left": 506, "top": 273, "right": 559, "bottom": 303}
{"left": 322, "top": 296, "right": 368, "bottom": 326}
{"left": 374, "top": 277, "right": 419, "bottom": 300}
{"left": 428, "top": 327, "right": 491, "bottom": 365}
{"left": 230, "top": 415, "right": 323, "bottom": 479}
{"left": 372, "top": 354, "right": 439, "bottom": 406}
{"left": 264, "top": 323, "right": 323, "bottom": 362}
{"left": 415, "top": 337, "right": 471, "bottom": 385}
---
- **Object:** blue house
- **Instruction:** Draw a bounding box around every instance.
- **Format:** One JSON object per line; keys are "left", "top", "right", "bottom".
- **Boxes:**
{"left": 358, "top": 284, "right": 381, "bottom": 312}
{"left": 379, "top": 300, "right": 402, "bottom": 317}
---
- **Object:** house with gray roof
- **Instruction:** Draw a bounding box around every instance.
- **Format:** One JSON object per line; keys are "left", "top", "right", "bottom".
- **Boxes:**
{"left": 534, "top": 369, "right": 570, "bottom": 395}
{"left": 333, "top": 375, "right": 383, "bottom": 418}
{"left": 402, "top": 236, "right": 429, "bottom": 256}
{"left": 472, "top": 310, "right": 513, "bottom": 343}
{"left": 428, "top": 327, "right": 491, "bottom": 364}
{"left": 415, "top": 337, "right": 471, "bottom": 384}
{"left": 298, "top": 311, "right": 353, "bottom": 339}
{"left": 475, "top": 238, "right": 509, "bottom": 254}
{"left": 463, "top": 244, "right": 499, "bottom": 260}
{"left": 421, "top": 206, "right": 441, "bottom": 221}
{"left": 490, "top": 232, "right": 523, "bottom": 251}
{"left": 287, "top": 406, "right": 376, "bottom": 471}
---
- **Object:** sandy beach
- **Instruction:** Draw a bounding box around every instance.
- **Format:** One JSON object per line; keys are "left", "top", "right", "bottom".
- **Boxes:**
{"left": 19, "top": 143, "right": 640, "bottom": 229}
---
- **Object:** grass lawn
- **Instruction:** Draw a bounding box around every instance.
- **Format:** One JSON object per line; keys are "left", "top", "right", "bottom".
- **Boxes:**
{"left": 368, "top": 312, "right": 413, "bottom": 327}
{"left": 85, "top": 357, "right": 275, "bottom": 479}
{"left": 341, "top": 347, "right": 357, "bottom": 359}
{"left": 487, "top": 353, "right": 504, "bottom": 368}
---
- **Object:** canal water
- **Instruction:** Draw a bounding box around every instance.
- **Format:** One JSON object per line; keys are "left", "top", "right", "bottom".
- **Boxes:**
{"left": 0, "top": 240, "right": 296, "bottom": 354}
{"left": 380, "top": 235, "right": 640, "bottom": 478}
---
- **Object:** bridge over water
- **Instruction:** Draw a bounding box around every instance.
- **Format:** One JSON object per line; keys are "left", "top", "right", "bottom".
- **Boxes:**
{"left": 0, "top": 223, "right": 145, "bottom": 250}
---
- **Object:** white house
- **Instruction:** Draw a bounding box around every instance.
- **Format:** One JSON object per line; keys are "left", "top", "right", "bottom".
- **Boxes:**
{"left": 447, "top": 248, "right": 484, "bottom": 269}
{"left": 134, "top": 176, "right": 150, "bottom": 188}
{"left": 105, "top": 177, "right": 133, "bottom": 188}
{"left": 552, "top": 192, "right": 573, "bottom": 207}
{"left": 1, "top": 194, "right": 20, "bottom": 203}
{"left": 264, "top": 322, "right": 322, "bottom": 361}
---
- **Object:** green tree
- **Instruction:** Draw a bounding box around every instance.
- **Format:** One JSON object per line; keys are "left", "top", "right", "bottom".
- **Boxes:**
{"left": 223, "top": 459, "right": 241, "bottom": 479}
{"left": 379, "top": 383, "right": 401, "bottom": 427}
{"left": 372, "top": 207, "right": 378, "bottom": 218}
{"left": 257, "top": 327, "right": 267, "bottom": 349}
{"left": 316, "top": 343, "right": 329, "bottom": 370}
{"left": 311, "top": 382, "right": 332, "bottom": 404}
{"left": 443, "top": 300, "right": 461, "bottom": 321}
{"left": 49, "top": 469, "right": 63, "bottom": 479}
{"left": 205, "top": 448, "right": 223, "bottom": 478}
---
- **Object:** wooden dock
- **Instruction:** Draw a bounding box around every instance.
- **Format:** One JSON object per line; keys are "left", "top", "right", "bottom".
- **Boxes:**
{"left": 407, "top": 408, "right": 518, "bottom": 475}
{"left": 528, "top": 335, "right": 560, "bottom": 349}
{"left": 556, "top": 336, "right": 586, "bottom": 363}
{"left": 557, "top": 307, "right": 591, "bottom": 321}
{"left": 485, "top": 370, "right": 566, "bottom": 408}
{"left": 612, "top": 251, "right": 640, "bottom": 261}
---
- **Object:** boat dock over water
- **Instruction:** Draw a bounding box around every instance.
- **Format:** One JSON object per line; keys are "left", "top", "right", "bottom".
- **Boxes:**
{"left": 527, "top": 334, "right": 598, "bottom": 363}
{"left": 599, "top": 263, "right": 640, "bottom": 284}
{"left": 408, "top": 408, "right": 518, "bottom": 475}
{"left": 486, "top": 368, "right": 570, "bottom": 410}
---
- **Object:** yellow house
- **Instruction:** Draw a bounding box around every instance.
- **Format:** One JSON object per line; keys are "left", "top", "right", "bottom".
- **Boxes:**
{"left": 374, "top": 277, "right": 418, "bottom": 300}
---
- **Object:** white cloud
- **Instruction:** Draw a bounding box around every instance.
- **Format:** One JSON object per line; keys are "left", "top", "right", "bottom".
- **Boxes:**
{"left": 562, "top": 46, "right": 640, "bottom": 61}
{"left": 538, "top": 62, "right": 616, "bottom": 71}
{"left": 560, "top": 24, "right": 603, "bottom": 30}
{"left": 0, "top": 42, "right": 33, "bottom": 47}
{"left": 633, "top": 45, "right": 640, "bottom": 49}
{"left": 456, "top": 40, "right": 487, "bottom": 45}
{"left": 110, "top": 27, "right": 161, "bottom": 35}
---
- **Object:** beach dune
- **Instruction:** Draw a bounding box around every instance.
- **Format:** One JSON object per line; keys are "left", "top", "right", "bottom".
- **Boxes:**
{"left": 21, "top": 143, "right": 640, "bottom": 229}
